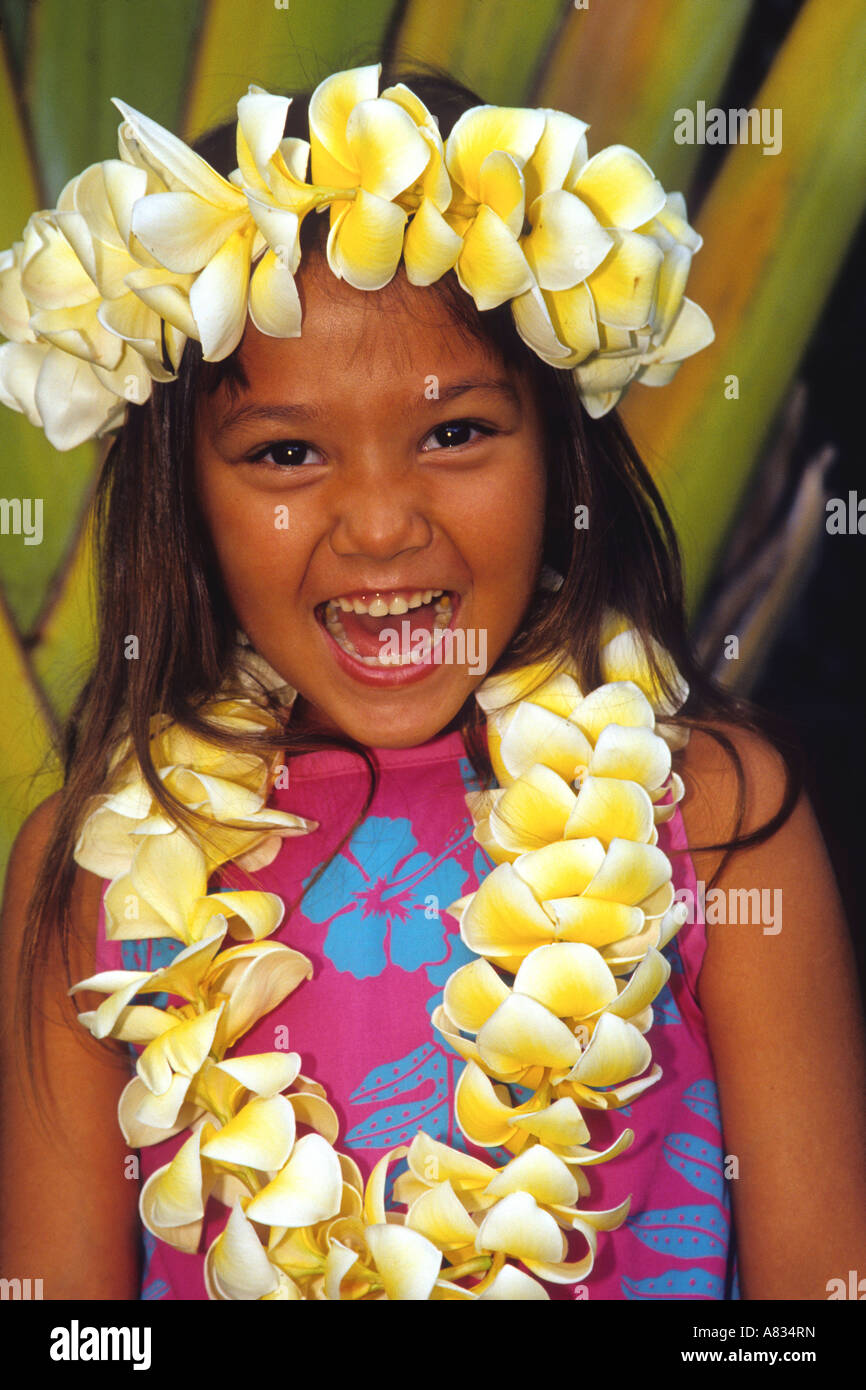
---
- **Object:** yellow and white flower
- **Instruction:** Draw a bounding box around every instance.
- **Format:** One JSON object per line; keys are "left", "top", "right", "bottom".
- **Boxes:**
{"left": 0, "top": 64, "right": 713, "bottom": 443}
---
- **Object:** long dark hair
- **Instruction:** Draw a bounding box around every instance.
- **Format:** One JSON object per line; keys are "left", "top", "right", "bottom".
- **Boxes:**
{"left": 18, "top": 64, "right": 802, "bottom": 1090}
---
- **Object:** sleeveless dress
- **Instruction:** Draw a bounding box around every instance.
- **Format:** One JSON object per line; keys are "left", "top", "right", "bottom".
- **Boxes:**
{"left": 95, "top": 725, "right": 739, "bottom": 1301}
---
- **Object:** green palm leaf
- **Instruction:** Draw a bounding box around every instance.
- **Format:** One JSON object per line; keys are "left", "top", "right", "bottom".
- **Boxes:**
{"left": 184, "top": 0, "right": 395, "bottom": 139}
{"left": 394, "top": 0, "right": 567, "bottom": 102}
{"left": 0, "top": 592, "right": 59, "bottom": 879}
{"left": 620, "top": 0, "right": 866, "bottom": 609}
{"left": 0, "top": 30, "right": 96, "bottom": 631}
{"left": 537, "top": 0, "right": 753, "bottom": 189}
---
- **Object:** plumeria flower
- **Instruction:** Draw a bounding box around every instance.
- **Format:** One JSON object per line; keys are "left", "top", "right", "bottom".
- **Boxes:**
{"left": 434, "top": 941, "right": 673, "bottom": 1141}
{"left": 74, "top": 700, "right": 316, "bottom": 884}
{"left": 448, "top": 829, "right": 682, "bottom": 968}
{"left": 206, "top": 1146, "right": 368, "bottom": 1299}
{"left": 72, "top": 927, "right": 314, "bottom": 1131}
{"left": 0, "top": 225, "right": 133, "bottom": 448}
{"left": 572, "top": 293, "right": 714, "bottom": 418}
{"left": 515, "top": 143, "right": 667, "bottom": 354}
{"left": 466, "top": 702, "right": 682, "bottom": 857}
{"left": 0, "top": 334, "right": 127, "bottom": 448}
{"left": 378, "top": 80, "right": 461, "bottom": 284}
{"left": 45, "top": 161, "right": 186, "bottom": 382}
{"left": 143, "top": 1109, "right": 343, "bottom": 1263}
{"left": 233, "top": 88, "right": 309, "bottom": 337}
{"left": 514, "top": 139, "right": 712, "bottom": 414}
{"left": 0, "top": 241, "right": 35, "bottom": 342}
{"left": 307, "top": 65, "right": 445, "bottom": 291}
{"left": 116, "top": 98, "right": 261, "bottom": 359}
{"left": 443, "top": 102, "right": 545, "bottom": 310}
{"left": 392, "top": 1133, "right": 630, "bottom": 1292}
{"left": 436, "top": 940, "right": 672, "bottom": 1117}
{"left": 8, "top": 181, "right": 163, "bottom": 436}
{"left": 476, "top": 615, "right": 689, "bottom": 730}
{"left": 206, "top": 1201, "right": 303, "bottom": 1299}
{"left": 96, "top": 830, "right": 286, "bottom": 944}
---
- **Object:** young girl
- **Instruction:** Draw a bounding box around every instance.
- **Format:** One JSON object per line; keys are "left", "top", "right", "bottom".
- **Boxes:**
{"left": 1, "top": 63, "right": 864, "bottom": 1302}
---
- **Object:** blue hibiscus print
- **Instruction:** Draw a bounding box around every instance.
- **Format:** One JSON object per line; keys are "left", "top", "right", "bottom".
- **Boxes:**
{"left": 301, "top": 814, "right": 472, "bottom": 981}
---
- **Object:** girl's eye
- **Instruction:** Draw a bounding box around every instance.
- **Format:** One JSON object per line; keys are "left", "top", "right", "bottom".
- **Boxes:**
{"left": 248, "top": 440, "right": 322, "bottom": 469}
{"left": 421, "top": 419, "right": 492, "bottom": 452}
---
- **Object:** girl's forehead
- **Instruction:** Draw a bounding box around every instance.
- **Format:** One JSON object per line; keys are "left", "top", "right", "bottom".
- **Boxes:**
{"left": 224, "top": 264, "right": 513, "bottom": 403}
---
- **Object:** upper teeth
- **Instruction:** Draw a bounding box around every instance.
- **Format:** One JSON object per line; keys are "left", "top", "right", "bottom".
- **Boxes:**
{"left": 329, "top": 589, "right": 446, "bottom": 617}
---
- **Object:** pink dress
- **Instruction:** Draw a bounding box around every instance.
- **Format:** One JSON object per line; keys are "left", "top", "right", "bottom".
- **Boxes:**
{"left": 96, "top": 726, "right": 738, "bottom": 1300}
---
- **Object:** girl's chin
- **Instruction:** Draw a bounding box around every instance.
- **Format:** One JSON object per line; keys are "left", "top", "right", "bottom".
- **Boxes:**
{"left": 291, "top": 685, "right": 473, "bottom": 747}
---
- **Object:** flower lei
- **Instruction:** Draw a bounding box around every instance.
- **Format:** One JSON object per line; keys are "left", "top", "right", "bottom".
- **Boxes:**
{"left": 0, "top": 64, "right": 713, "bottom": 450}
{"left": 69, "top": 616, "right": 691, "bottom": 1300}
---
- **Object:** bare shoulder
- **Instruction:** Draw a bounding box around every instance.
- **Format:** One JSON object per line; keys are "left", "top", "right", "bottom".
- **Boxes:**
{"left": 0, "top": 790, "right": 141, "bottom": 1299}
{"left": 677, "top": 721, "right": 791, "bottom": 864}
{"left": 2, "top": 790, "right": 63, "bottom": 965}
{"left": 677, "top": 719, "right": 847, "bottom": 973}
{"left": 676, "top": 720, "right": 866, "bottom": 1297}
{"left": 1, "top": 789, "right": 104, "bottom": 989}
{"left": 4, "top": 789, "right": 63, "bottom": 885}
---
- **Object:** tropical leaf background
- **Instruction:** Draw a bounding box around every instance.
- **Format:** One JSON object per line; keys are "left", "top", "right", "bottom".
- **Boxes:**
{"left": 0, "top": 0, "right": 863, "bottom": 976}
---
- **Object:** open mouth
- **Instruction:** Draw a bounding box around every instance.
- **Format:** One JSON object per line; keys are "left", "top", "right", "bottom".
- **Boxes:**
{"left": 315, "top": 588, "right": 459, "bottom": 666}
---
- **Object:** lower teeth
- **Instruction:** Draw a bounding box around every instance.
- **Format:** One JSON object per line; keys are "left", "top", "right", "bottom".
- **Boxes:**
{"left": 323, "top": 599, "right": 452, "bottom": 665}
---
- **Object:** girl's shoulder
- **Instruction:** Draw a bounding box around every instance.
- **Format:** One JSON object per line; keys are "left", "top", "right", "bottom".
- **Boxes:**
{"left": 0, "top": 799, "right": 141, "bottom": 1299}
{"left": 2, "top": 790, "right": 103, "bottom": 962}
{"left": 676, "top": 722, "right": 866, "bottom": 1296}
{"left": 678, "top": 720, "right": 792, "bottom": 863}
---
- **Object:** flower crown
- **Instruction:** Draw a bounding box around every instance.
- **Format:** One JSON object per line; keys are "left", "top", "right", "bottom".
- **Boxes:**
{"left": 0, "top": 64, "right": 713, "bottom": 452}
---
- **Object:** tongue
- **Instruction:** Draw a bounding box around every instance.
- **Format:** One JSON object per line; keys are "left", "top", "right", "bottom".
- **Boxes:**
{"left": 339, "top": 600, "right": 438, "bottom": 658}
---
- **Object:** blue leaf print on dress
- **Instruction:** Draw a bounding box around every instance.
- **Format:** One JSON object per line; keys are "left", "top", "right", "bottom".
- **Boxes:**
{"left": 301, "top": 815, "right": 471, "bottom": 981}
{"left": 663, "top": 1133, "right": 724, "bottom": 1200}
{"left": 622, "top": 1267, "right": 724, "bottom": 1299}
{"left": 682, "top": 1079, "right": 721, "bottom": 1129}
{"left": 140, "top": 1228, "right": 169, "bottom": 1301}
{"left": 628, "top": 1204, "right": 728, "bottom": 1260}
{"left": 346, "top": 1042, "right": 512, "bottom": 1162}
{"left": 121, "top": 936, "right": 184, "bottom": 1009}
{"left": 346, "top": 1044, "right": 451, "bottom": 1149}
{"left": 653, "top": 981, "right": 681, "bottom": 1026}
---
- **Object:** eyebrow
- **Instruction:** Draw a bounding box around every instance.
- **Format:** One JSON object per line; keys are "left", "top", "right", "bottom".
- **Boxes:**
{"left": 213, "top": 376, "right": 522, "bottom": 433}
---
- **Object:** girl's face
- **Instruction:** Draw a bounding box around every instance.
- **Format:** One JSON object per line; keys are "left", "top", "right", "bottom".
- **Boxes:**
{"left": 193, "top": 256, "right": 547, "bottom": 747}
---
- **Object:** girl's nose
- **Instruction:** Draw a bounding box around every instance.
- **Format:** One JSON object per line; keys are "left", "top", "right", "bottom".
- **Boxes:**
{"left": 327, "top": 462, "right": 434, "bottom": 562}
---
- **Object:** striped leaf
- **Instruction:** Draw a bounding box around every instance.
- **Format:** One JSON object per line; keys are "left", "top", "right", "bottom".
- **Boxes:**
{"left": 184, "top": 0, "right": 395, "bottom": 139}
{"left": 620, "top": 0, "right": 866, "bottom": 609}
{"left": 31, "top": 505, "right": 98, "bottom": 723}
{"left": 395, "top": 0, "right": 567, "bottom": 104}
{"left": 0, "top": 2, "right": 30, "bottom": 79}
{"left": 538, "top": 0, "right": 753, "bottom": 188}
{"left": 0, "top": 30, "right": 40, "bottom": 227}
{"left": 27, "top": 0, "right": 202, "bottom": 201}
{"left": 0, "top": 592, "right": 59, "bottom": 883}
{"left": 0, "top": 33, "right": 97, "bottom": 630}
